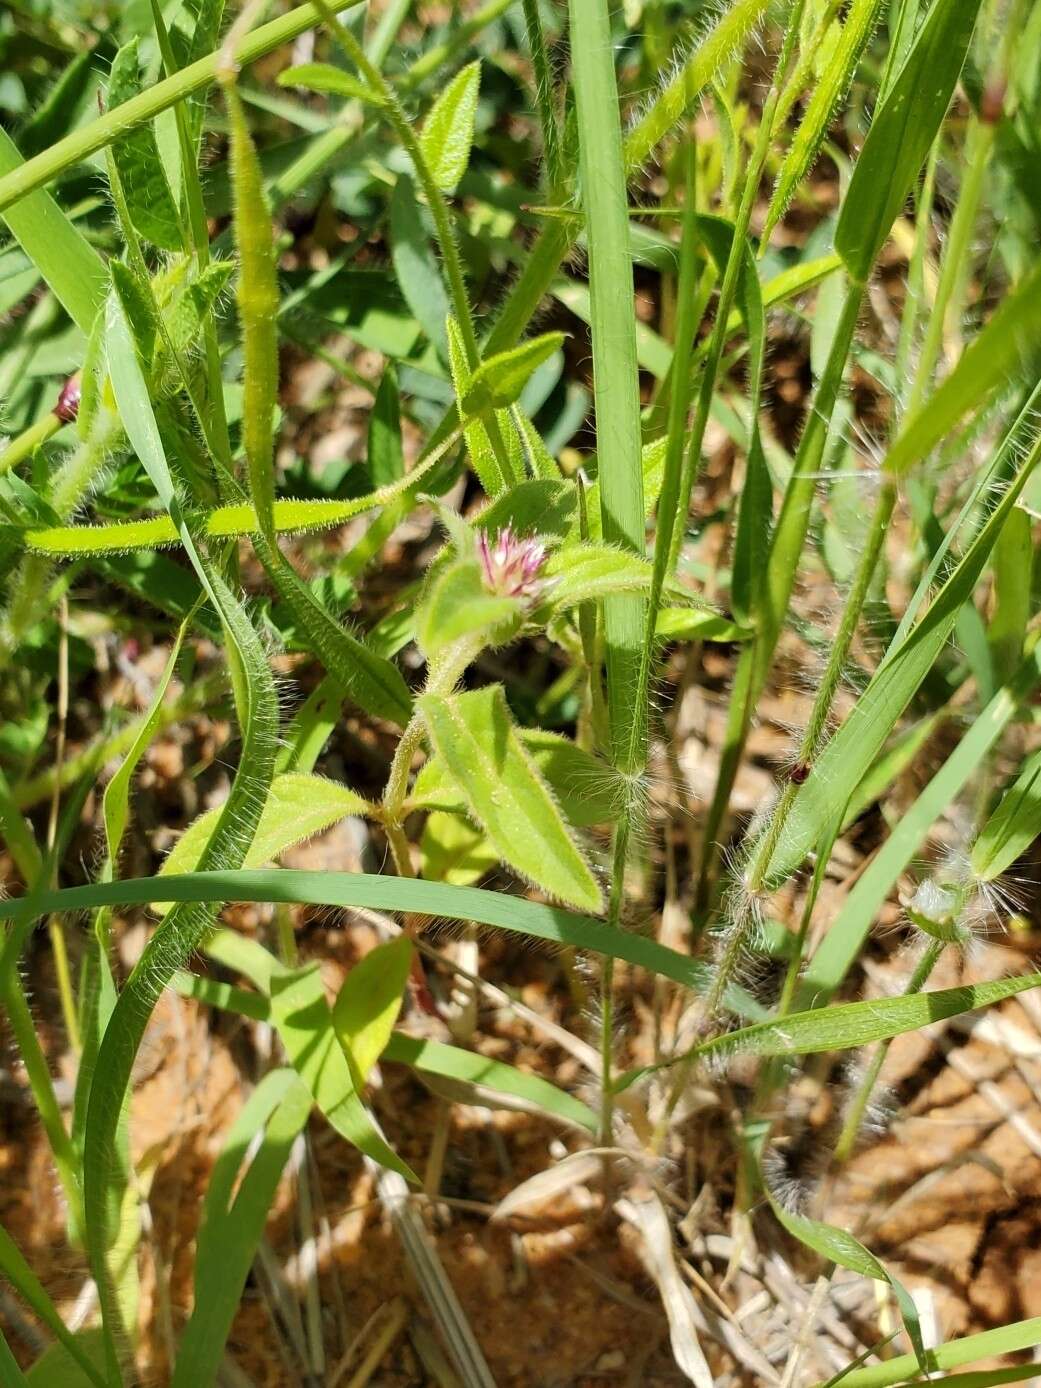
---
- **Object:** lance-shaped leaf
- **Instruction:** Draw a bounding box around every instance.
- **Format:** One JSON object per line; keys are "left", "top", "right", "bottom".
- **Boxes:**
{"left": 416, "top": 559, "right": 522, "bottom": 659}
{"left": 391, "top": 175, "right": 451, "bottom": 358}
{"left": 270, "top": 963, "right": 417, "bottom": 1180}
{"left": 154, "top": 772, "right": 372, "bottom": 912}
{"left": 277, "top": 61, "right": 386, "bottom": 105}
{"left": 835, "top": 0, "right": 985, "bottom": 284}
{"left": 765, "top": 1192, "right": 926, "bottom": 1369}
{"left": 412, "top": 726, "right": 622, "bottom": 827}
{"left": 368, "top": 363, "right": 404, "bottom": 486}
{"left": 421, "top": 811, "right": 500, "bottom": 885}
{"left": 332, "top": 935, "right": 414, "bottom": 1086}
{"left": 459, "top": 333, "right": 567, "bottom": 419}
{"left": 972, "top": 745, "right": 1041, "bottom": 883}
{"left": 419, "top": 60, "right": 481, "bottom": 193}
{"left": 540, "top": 541, "right": 688, "bottom": 612}
{"left": 107, "top": 40, "right": 183, "bottom": 252}
{"left": 419, "top": 685, "right": 603, "bottom": 911}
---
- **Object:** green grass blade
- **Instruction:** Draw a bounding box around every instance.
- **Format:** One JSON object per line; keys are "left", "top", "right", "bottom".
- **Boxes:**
{"left": 568, "top": 0, "right": 646, "bottom": 771}
{"left": 798, "top": 641, "right": 1041, "bottom": 1005}
{"left": 763, "top": 435, "right": 1041, "bottom": 887}
{"left": 834, "top": 0, "right": 986, "bottom": 284}
{"left": 0, "top": 127, "right": 107, "bottom": 333}
{"left": 0, "top": 0, "right": 362, "bottom": 216}
{"left": 0, "top": 870, "right": 706, "bottom": 990}
{"left": 0, "top": 1225, "right": 106, "bottom": 1388}
{"left": 170, "top": 1069, "right": 311, "bottom": 1387}
{"left": 884, "top": 261, "right": 1041, "bottom": 475}
{"left": 830, "top": 1316, "right": 1041, "bottom": 1388}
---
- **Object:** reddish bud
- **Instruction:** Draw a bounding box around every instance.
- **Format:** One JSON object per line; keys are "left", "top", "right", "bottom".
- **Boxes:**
{"left": 54, "top": 377, "right": 81, "bottom": 424}
{"left": 789, "top": 761, "right": 811, "bottom": 785}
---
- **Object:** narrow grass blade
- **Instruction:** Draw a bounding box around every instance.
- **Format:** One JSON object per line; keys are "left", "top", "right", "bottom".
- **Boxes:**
{"left": 831, "top": 1316, "right": 1041, "bottom": 1388}
{"left": 0, "top": 1226, "right": 106, "bottom": 1388}
{"left": 0, "top": 127, "right": 107, "bottom": 333}
{"left": 170, "top": 1070, "right": 312, "bottom": 1387}
{"left": 834, "top": 0, "right": 985, "bottom": 284}
{"left": 0, "top": 870, "right": 706, "bottom": 990}
{"left": 568, "top": 0, "right": 646, "bottom": 771}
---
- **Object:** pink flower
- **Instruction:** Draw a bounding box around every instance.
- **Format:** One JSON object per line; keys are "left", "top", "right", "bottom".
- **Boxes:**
{"left": 476, "top": 526, "right": 547, "bottom": 608}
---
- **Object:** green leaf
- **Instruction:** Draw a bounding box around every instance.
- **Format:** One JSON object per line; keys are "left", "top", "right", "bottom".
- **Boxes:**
{"left": 155, "top": 772, "right": 372, "bottom": 911}
{"left": 420, "top": 810, "right": 500, "bottom": 885}
{"left": 368, "top": 363, "right": 404, "bottom": 486}
{"left": 989, "top": 506, "right": 1032, "bottom": 685}
{"left": 270, "top": 963, "right": 417, "bottom": 1180}
{"left": 766, "top": 1194, "right": 925, "bottom": 1369}
{"left": 0, "top": 1225, "right": 106, "bottom": 1388}
{"left": 972, "top": 744, "right": 1041, "bottom": 882}
{"left": 419, "top": 60, "right": 481, "bottom": 193}
{"left": 170, "top": 1069, "right": 311, "bottom": 1388}
{"left": 383, "top": 1033, "right": 598, "bottom": 1131}
{"left": 412, "top": 727, "right": 622, "bottom": 827}
{"left": 541, "top": 542, "right": 673, "bottom": 611}
{"left": 107, "top": 40, "right": 183, "bottom": 252}
{"left": 420, "top": 685, "right": 603, "bottom": 911}
{"left": 332, "top": 935, "right": 414, "bottom": 1085}
{"left": 763, "top": 0, "right": 886, "bottom": 242}
{"left": 416, "top": 559, "right": 521, "bottom": 659}
{"left": 834, "top": 1316, "right": 1041, "bottom": 1388}
{"left": 0, "top": 869, "right": 704, "bottom": 991}
{"left": 0, "top": 126, "right": 108, "bottom": 334}
{"left": 390, "top": 174, "right": 451, "bottom": 357}
{"left": 103, "top": 612, "right": 194, "bottom": 866}
{"left": 277, "top": 61, "right": 386, "bottom": 105}
{"left": 835, "top": 0, "right": 986, "bottom": 283}
{"left": 885, "top": 262, "right": 1041, "bottom": 474}
{"left": 655, "top": 608, "right": 752, "bottom": 643}
{"left": 25, "top": 1332, "right": 105, "bottom": 1388}
{"left": 763, "top": 439, "right": 1041, "bottom": 888}
{"left": 460, "top": 334, "right": 567, "bottom": 418}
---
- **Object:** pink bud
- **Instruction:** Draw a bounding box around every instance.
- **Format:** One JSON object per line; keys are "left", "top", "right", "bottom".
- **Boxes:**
{"left": 476, "top": 526, "right": 548, "bottom": 607}
{"left": 54, "top": 377, "right": 81, "bottom": 424}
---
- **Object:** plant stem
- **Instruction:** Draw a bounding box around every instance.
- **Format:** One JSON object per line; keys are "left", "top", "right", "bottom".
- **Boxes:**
{"left": 696, "top": 276, "right": 866, "bottom": 913}
{"left": 0, "top": 0, "right": 364, "bottom": 215}
{"left": 521, "top": 0, "right": 564, "bottom": 194}
{"left": 0, "top": 410, "right": 62, "bottom": 476}
{"left": 833, "top": 938, "right": 943, "bottom": 1163}
{"left": 599, "top": 820, "right": 630, "bottom": 1143}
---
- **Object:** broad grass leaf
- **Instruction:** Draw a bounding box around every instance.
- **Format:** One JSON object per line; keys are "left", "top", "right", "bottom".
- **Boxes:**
{"left": 420, "top": 811, "right": 500, "bottom": 885}
{"left": 170, "top": 1069, "right": 311, "bottom": 1387}
{"left": 390, "top": 174, "right": 451, "bottom": 357}
{"left": 155, "top": 772, "right": 372, "bottom": 911}
{"left": 799, "top": 643, "right": 1041, "bottom": 1007}
{"left": 460, "top": 334, "right": 567, "bottom": 418}
{"left": 412, "top": 727, "right": 622, "bottom": 827}
{"left": 277, "top": 61, "right": 386, "bottom": 105}
{"left": 107, "top": 41, "right": 182, "bottom": 252}
{"left": 972, "top": 745, "right": 1041, "bottom": 882}
{"left": 420, "top": 686, "right": 603, "bottom": 910}
{"left": 835, "top": 0, "right": 986, "bottom": 283}
{"left": 884, "top": 262, "right": 1041, "bottom": 475}
{"left": 170, "top": 969, "right": 598, "bottom": 1132}
{"left": 332, "top": 935, "right": 413, "bottom": 1085}
{"left": 0, "top": 126, "right": 108, "bottom": 333}
{"left": 416, "top": 559, "right": 521, "bottom": 658}
{"left": 419, "top": 60, "right": 481, "bottom": 193}
{"left": 270, "top": 964, "right": 417, "bottom": 1180}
